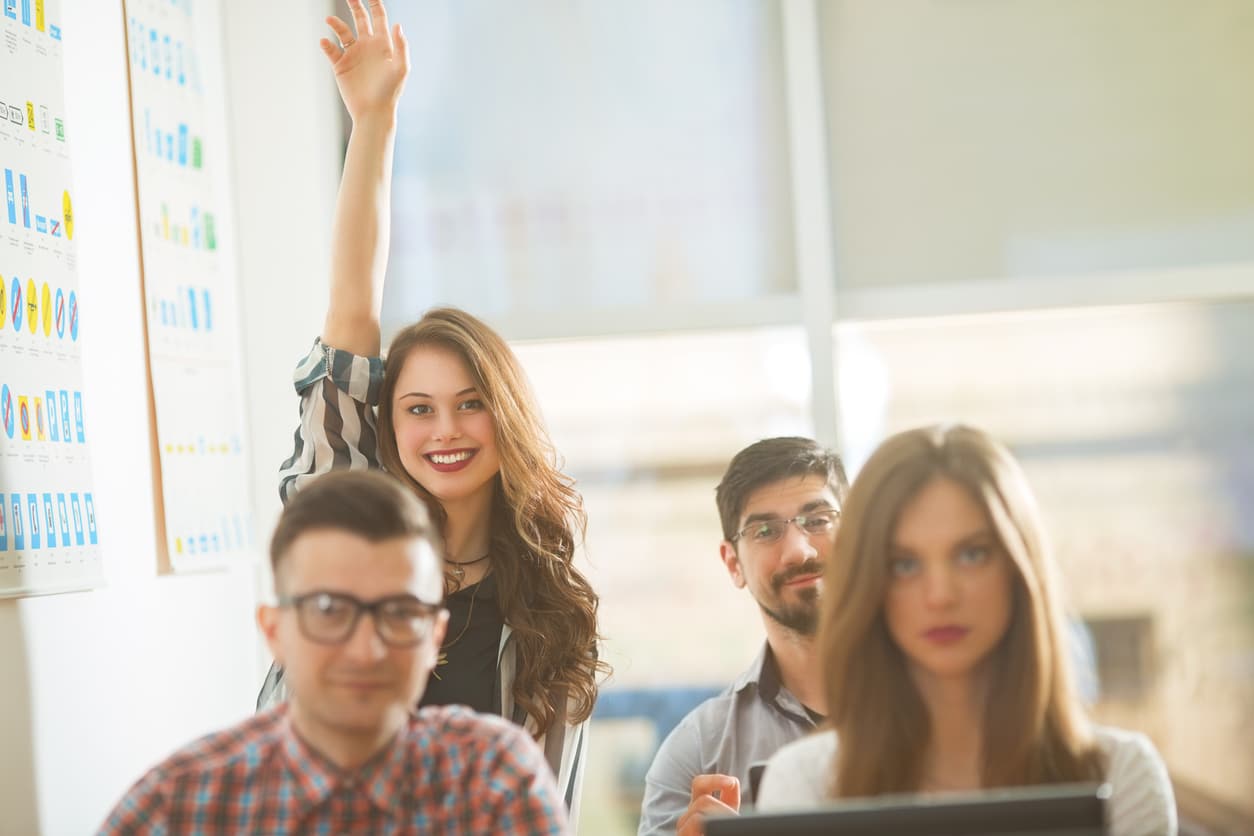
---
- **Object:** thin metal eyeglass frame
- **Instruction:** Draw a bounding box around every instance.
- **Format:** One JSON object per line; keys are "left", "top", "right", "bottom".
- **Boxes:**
{"left": 731, "top": 509, "right": 841, "bottom": 544}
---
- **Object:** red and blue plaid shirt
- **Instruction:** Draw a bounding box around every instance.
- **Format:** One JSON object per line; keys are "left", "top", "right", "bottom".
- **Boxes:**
{"left": 97, "top": 704, "right": 568, "bottom": 835}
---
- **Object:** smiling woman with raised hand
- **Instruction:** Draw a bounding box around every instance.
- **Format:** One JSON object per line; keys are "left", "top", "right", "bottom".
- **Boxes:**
{"left": 755, "top": 424, "right": 1177, "bottom": 836}
{"left": 257, "top": 0, "right": 606, "bottom": 818}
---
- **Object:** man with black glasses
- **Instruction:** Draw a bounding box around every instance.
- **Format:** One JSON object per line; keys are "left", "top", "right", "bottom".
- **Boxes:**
{"left": 99, "top": 470, "right": 567, "bottom": 835}
{"left": 639, "top": 437, "right": 848, "bottom": 836}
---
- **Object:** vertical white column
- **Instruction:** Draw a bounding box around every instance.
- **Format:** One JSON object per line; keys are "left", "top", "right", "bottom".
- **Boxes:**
{"left": 781, "top": 0, "right": 842, "bottom": 449}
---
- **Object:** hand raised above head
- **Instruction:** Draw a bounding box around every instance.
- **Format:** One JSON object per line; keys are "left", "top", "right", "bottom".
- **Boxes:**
{"left": 318, "top": 0, "right": 410, "bottom": 122}
{"left": 676, "top": 774, "right": 741, "bottom": 836}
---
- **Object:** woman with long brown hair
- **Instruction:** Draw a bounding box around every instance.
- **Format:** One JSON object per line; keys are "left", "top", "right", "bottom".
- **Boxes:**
{"left": 257, "top": 0, "right": 605, "bottom": 816}
{"left": 756, "top": 425, "right": 1175, "bottom": 835}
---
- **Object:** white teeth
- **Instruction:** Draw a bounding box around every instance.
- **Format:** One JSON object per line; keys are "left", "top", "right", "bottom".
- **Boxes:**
{"left": 430, "top": 451, "right": 472, "bottom": 465}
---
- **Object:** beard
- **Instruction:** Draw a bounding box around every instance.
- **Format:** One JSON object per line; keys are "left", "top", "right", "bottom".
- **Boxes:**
{"left": 757, "top": 559, "right": 823, "bottom": 636}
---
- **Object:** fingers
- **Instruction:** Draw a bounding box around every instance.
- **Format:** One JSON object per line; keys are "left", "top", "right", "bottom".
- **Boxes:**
{"left": 676, "top": 794, "right": 738, "bottom": 836}
{"left": 318, "top": 37, "right": 343, "bottom": 63}
{"left": 368, "top": 0, "right": 390, "bottom": 39}
{"left": 346, "top": 0, "right": 373, "bottom": 38}
{"left": 393, "top": 23, "right": 409, "bottom": 74}
{"left": 325, "top": 15, "right": 354, "bottom": 47}
{"left": 690, "top": 774, "right": 741, "bottom": 812}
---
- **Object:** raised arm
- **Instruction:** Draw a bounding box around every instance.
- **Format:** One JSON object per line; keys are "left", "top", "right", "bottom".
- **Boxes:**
{"left": 318, "top": 0, "right": 410, "bottom": 356}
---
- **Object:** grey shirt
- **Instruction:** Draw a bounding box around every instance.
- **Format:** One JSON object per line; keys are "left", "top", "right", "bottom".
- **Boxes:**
{"left": 638, "top": 644, "right": 820, "bottom": 835}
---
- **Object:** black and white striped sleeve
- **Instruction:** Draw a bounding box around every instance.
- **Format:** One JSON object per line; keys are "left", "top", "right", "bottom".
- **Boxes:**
{"left": 277, "top": 338, "right": 387, "bottom": 504}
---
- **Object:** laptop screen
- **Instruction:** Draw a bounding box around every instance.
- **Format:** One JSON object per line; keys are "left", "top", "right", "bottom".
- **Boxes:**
{"left": 706, "top": 782, "right": 1110, "bottom": 836}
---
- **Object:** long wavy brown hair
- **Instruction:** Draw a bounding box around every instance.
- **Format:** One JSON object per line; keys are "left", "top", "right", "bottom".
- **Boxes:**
{"left": 821, "top": 424, "right": 1104, "bottom": 797}
{"left": 375, "top": 307, "right": 606, "bottom": 734}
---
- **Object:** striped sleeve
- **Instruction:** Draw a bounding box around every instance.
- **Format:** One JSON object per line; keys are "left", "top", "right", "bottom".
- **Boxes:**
{"left": 549, "top": 715, "right": 588, "bottom": 827}
{"left": 500, "top": 632, "right": 593, "bottom": 826}
{"left": 277, "top": 338, "right": 387, "bottom": 503}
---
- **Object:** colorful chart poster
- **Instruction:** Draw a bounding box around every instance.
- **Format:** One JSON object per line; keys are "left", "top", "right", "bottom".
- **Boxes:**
{"left": 0, "top": 0, "right": 104, "bottom": 596}
{"left": 124, "top": 0, "right": 253, "bottom": 571}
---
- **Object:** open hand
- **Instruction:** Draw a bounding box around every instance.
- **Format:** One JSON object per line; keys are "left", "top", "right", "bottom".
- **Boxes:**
{"left": 319, "top": 0, "right": 410, "bottom": 122}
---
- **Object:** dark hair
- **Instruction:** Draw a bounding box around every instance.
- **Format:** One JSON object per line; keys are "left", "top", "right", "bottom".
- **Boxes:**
{"left": 269, "top": 470, "right": 438, "bottom": 587}
{"left": 374, "top": 307, "right": 606, "bottom": 734}
{"left": 715, "top": 436, "right": 849, "bottom": 541}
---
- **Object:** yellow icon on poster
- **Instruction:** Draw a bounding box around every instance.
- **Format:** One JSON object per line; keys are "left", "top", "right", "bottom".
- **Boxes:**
{"left": 35, "top": 397, "right": 46, "bottom": 441}
{"left": 26, "top": 102, "right": 35, "bottom": 131}
{"left": 26, "top": 278, "right": 37, "bottom": 334}
{"left": 0, "top": 274, "right": 6, "bottom": 330}
{"left": 62, "top": 192, "right": 74, "bottom": 240}
{"left": 36, "top": 0, "right": 45, "bottom": 32}
{"left": 41, "top": 283, "right": 52, "bottom": 336}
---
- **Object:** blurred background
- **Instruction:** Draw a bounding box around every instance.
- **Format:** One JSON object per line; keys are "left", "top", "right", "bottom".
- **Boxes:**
{"left": 377, "top": 2, "right": 1254, "bottom": 833}
{"left": 5, "top": 1, "right": 1248, "bottom": 834}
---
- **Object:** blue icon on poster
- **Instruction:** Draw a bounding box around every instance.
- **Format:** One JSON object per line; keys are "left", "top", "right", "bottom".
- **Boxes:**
{"left": 10, "top": 496, "right": 23, "bottom": 551}
{"left": 54, "top": 288, "right": 65, "bottom": 338}
{"left": 11, "top": 277, "right": 22, "bottom": 332}
{"left": 0, "top": 493, "right": 7, "bottom": 551}
{"left": 74, "top": 391, "right": 84, "bottom": 442}
{"left": 45, "top": 390, "right": 59, "bottom": 442}
{"left": 27, "top": 493, "right": 40, "bottom": 549}
{"left": 2, "top": 384, "right": 13, "bottom": 438}
{"left": 84, "top": 493, "right": 97, "bottom": 544}
{"left": 4, "top": 168, "right": 15, "bottom": 224}
{"left": 69, "top": 291, "right": 78, "bottom": 341}
{"left": 70, "top": 493, "right": 83, "bottom": 545}
{"left": 42, "top": 494, "right": 55, "bottom": 550}
{"left": 19, "top": 173, "right": 29, "bottom": 228}
{"left": 57, "top": 494, "right": 70, "bottom": 546}
{"left": 59, "top": 390, "right": 71, "bottom": 442}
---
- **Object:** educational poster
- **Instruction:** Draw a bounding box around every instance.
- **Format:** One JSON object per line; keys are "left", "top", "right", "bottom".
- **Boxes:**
{"left": 124, "top": 0, "right": 252, "bottom": 571}
{"left": 0, "top": 0, "right": 104, "bottom": 596}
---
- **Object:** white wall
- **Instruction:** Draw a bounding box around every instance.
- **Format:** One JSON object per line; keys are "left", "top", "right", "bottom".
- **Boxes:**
{"left": 0, "top": 2, "right": 339, "bottom": 834}
{"left": 221, "top": 0, "right": 341, "bottom": 554}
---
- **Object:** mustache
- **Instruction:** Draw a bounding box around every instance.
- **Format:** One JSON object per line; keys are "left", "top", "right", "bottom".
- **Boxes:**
{"left": 772, "top": 559, "right": 824, "bottom": 592}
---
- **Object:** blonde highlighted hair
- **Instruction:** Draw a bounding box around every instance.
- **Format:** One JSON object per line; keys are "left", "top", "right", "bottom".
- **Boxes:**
{"left": 821, "top": 424, "right": 1103, "bottom": 797}
{"left": 375, "top": 308, "right": 606, "bottom": 734}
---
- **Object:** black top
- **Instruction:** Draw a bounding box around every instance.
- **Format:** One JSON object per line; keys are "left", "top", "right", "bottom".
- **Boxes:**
{"left": 419, "top": 572, "right": 504, "bottom": 715}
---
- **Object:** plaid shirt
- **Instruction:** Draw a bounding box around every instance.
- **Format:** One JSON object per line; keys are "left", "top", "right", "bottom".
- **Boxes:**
{"left": 98, "top": 704, "right": 568, "bottom": 835}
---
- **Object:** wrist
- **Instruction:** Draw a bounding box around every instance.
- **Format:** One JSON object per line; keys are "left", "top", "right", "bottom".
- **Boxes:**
{"left": 349, "top": 109, "right": 399, "bottom": 134}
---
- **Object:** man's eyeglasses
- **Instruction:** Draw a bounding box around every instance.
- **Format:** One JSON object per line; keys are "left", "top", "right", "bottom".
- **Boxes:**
{"left": 732, "top": 509, "right": 841, "bottom": 546}
{"left": 278, "top": 591, "right": 445, "bottom": 647}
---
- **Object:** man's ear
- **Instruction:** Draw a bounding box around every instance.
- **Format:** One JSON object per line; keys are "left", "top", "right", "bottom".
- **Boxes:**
{"left": 719, "top": 540, "right": 747, "bottom": 589}
{"left": 257, "top": 604, "right": 283, "bottom": 665}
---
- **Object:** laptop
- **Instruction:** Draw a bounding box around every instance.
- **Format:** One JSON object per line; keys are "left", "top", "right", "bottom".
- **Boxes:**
{"left": 706, "top": 782, "right": 1110, "bottom": 836}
